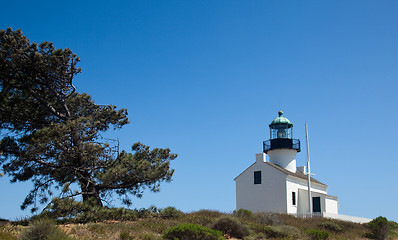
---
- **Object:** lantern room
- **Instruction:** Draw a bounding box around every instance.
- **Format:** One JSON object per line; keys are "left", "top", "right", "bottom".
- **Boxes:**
{"left": 263, "top": 111, "right": 300, "bottom": 153}
{"left": 269, "top": 111, "right": 293, "bottom": 139}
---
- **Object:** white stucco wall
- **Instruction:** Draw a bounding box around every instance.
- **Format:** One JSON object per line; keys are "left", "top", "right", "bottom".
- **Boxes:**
{"left": 297, "top": 188, "right": 338, "bottom": 215}
{"left": 325, "top": 197, "right": 338, "bottom": 214}
{"left": 287, "top": 177, "right": 328, "bottom": 215}
{"left": 235, "top": 154, "right": 287, "bottom": 213}
{"left": 267, "top": 149, "right": 297, "bottom": 172}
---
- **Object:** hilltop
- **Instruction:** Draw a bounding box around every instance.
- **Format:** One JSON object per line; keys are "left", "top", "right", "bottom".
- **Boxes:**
{"left": 0, "top": 208, "right": 397, "bottom": 240}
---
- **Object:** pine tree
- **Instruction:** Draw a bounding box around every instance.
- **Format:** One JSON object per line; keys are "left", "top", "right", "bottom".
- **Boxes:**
{"left": 0, "top": 28, "right": 177, "bottom": 211}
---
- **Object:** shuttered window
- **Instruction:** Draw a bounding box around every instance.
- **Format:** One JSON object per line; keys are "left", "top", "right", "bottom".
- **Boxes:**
{"left": 254, "top": 171, "right": 261, "bottom": 184}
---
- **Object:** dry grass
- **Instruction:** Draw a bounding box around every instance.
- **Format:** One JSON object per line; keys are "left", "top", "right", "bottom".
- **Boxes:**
{"left": 2, "top": 210, "right": 394, "bottom": 240}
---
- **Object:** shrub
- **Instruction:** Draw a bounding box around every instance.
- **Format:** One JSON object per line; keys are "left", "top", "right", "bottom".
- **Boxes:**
{"left": 163, "top": 223, "right": 225, "bottom": 240}
{"left": 389, "top": 220, "right": 398, "bottom": 229}
{"left": 0, "top": 218, "right": 9, "bottom": 228}
{"left": 233, "top": 209, "right": 254, "bottom": 219}
{"left": 137, "top": 233, "right": 159, "bottom": 240}
{"left": 254, "top": 212, "right": 282, "bottom": 226}
{"left": 39, "top": 198, "right": 142, "bottom": 222}
{"left": 305, "top": 229, "right": 329, "bottom": 240}
{"left": 0, "top": 230, "right": 16, "bottom": 240}
{"left": 160, "top": 207, "right": 182, "bottom": 219}
{"left": 18, "top": 219, "right": 73, "bottom": 240}
{"left": 88, "top": 224, "right": 106, "bottom": 235}
{"left": 119, "top": 231, "right": 133, "bottom": 240}
{"left": 366, "top": 216, "right": 390, "bottom": 240}
{"left": 192, "top": 210, "right": 223, "bottom": 218}
{"left": 211, "top": 216, "right": 250, "bottom": 239}
{"left": 149, "top": 205, "right": 160, "bottom": 215}
{"left": 319, "top": 221, "right": 342, "bottom": 232}
{"left": 11, "top": 217, "right": 30, "bottom": 226}
{"left": 255, "top": 225, "right": 300, "bottom": 239}
{"left": 136, "top": 208, "right": 152, "bottom": 218}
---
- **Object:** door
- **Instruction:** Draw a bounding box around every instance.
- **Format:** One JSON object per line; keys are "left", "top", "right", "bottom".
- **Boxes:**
{"left": 312, "top": 197, "right": 321, "bottom": 213}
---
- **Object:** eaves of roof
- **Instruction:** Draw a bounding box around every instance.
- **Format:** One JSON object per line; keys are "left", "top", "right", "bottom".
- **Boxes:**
{"left": 265, "top": 162, "right": 327, "bottom": 187}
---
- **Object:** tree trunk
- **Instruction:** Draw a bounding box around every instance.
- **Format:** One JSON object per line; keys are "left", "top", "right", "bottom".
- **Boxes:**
{"left": 79, "top": 178, "right": 103, "bottom": 207}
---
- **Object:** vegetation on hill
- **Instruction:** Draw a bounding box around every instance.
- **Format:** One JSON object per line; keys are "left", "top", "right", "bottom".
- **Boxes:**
{"left": 0, "top": 208, "right": 397, "bottom": 240}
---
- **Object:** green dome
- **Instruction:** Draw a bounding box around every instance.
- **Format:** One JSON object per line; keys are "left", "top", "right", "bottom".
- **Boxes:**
{"left": 269, "top": 111, "right": 293, "bottom": 127}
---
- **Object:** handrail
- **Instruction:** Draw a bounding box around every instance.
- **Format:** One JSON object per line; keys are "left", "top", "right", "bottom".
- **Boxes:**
{"left": 263, "top": 138, "right": 300, "bottom": 153}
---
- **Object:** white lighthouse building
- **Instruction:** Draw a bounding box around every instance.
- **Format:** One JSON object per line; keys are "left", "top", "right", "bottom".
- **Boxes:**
{"left": 234, "top": 111, "right": 339, "bottom": 217}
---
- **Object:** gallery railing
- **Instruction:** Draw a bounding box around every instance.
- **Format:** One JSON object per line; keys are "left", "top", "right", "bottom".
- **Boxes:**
{"left": 263, "top": 138, "right": 300, "bottom": 153}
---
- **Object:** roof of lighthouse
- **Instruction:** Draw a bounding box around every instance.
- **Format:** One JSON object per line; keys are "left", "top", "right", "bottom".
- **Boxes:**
{"left": 265, "top": 162, "right": 327, "bottom": 187}
{"left": 269, "top": 111, "right": 293, "bottom": 127}
{"left": 234, "top": 161, "right": 327, "bottom": 187}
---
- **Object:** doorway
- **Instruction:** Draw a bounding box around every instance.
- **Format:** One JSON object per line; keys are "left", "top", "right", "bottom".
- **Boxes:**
{"left": 312, "top": 197, "right": 321, "bottom": 213}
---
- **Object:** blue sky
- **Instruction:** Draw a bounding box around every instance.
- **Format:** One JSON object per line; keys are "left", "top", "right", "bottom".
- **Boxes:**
{"left": 1, "top": 1, "right": 398, "bottom": 222}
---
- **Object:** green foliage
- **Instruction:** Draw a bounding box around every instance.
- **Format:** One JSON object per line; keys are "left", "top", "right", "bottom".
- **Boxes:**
{"left": 233, "top": 209, "right": 254, "bottom": 219}
{"left": 119, "top": 231, "right": 133, "bottom": 240}
{"left": 253, "top": 212, "right": 282, "bottom": 226}
{"left": 319, "top": 221, "right": 342, "bottom": 232}
{"left": 88, "top": 224, "right": 106, "bottom": 235}
{"left": 211, "top": 216, "right": 250, "bottom": 239}
{"left": 305, "top": 229, "right": 329, "bottom": 240}
{"left": 38, "top": 200, "right": 186, "bottom": 224}
{"left": 2, "top": 210, "right": 383, "bottom": 240}
{"left": 254, "top": 225, "right": 300, "bottom": 239}
{"left": 0, "top": 28, "right": 177, "bottom": 211}
{"left": 191, "top": 210, "right": 223, "bottom": 218}
{"left": 11, "top": 217, "right": 30, "bottom": 227}
{"left": 38, "top": 198, "right": 141, "bottom": 223}
{"left": 136, "top": 233, "right": 159, "bottom": 240}
{"left": 389, "top": 220, "right": 398, "bottom": 229}
{"left": 0, "top": 229, "right": 17, "bottom": 240}
{"left": 160, "top": 207, "right": 182, "bottom": 219}
{"left": 366, "top": 216, "right": 390, "bottom": 240}
{"left": 389, "top": 221, "right": 398, "bottom": 239}
{"left": 185, "top": 210, "right": 223, "bottom": 226}
{"left": 17, "top": 219, "right": 73, "bottom": 240}
{"left": 162, "top": 223, "right": 225, "bottom": 240}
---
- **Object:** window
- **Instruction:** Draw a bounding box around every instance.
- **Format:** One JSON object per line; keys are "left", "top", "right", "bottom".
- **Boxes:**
{"left": 292, "top": 192, "right": 296, "bottom": 206}
{"left": 254, "top": 171, "right": 261, "bottom": 184}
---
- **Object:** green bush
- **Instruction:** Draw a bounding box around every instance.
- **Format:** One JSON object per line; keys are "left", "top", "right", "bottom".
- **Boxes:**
{"left": 39, "top": 198, "right": 142, "bottom": 222}
{"left": 137, "top": 232, "right": 159, "bottom": 240}
{"left": 163, "top": 223, "right": 225, "bottom": 240}
{"left": 253, "top": 212, "right": 282, "bottom": 226}
{"left": 211, "top": 216, "right": 250, "bottom": 239}
{"left": 0, "top": 230, "right": 17, "bottom": 240}
{"left": 192, "top": 210, "right": 223, "bottom": 218}
{"left": 305, "top": 229, "right": 329, "bottom": 240}
{"left": 160, "top": 207, "right": 182, "bottom": 219}
{"left": 253, "top": 225, "right": 301, "bottom": 239}
{"left": 119, "top": 231, "right": 133, "bottom": 240}
{"left": 366, "top": 216, "right": 390, "bottom": 240}
{"left": 88, "top": 224, "right": 106, "bottom": 234}
{"left": 0, "top": 218, "right": 9, "bottom": 228}
{"left": 233, "top": 209, "right": 254, "bottom": 219}
{"left": 319, "top": 221, "right": 342, "bottom": 232}
{"left": 18, "top": 219, "right": 73, "bottom": 240}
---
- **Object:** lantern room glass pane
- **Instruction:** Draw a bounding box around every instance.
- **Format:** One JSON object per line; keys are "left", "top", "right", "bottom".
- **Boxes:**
{"left": 270, "top": 126, "right": 292, "bottom": 139}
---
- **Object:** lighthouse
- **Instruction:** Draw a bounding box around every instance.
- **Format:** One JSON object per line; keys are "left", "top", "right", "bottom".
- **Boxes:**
{"left": 234, "top": 111, "right": 339, "bottom": 217}
{"left": 264, "top": 110, "right": 300, "bottom": 172}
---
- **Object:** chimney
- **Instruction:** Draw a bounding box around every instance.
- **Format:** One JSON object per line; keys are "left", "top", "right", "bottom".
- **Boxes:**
{"left": 256, "top": 153, "right": 266, "bottom": 163}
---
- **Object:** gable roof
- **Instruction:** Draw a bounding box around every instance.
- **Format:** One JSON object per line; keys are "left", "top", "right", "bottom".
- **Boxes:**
{"left": 234, "top": 162, "right": 255, "bottom": 181}
{"left": 234, "top": 161, "right": 327, "bottom": 187}
{"left": 265, "top": 162, "right": 327, "bottom": 187}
